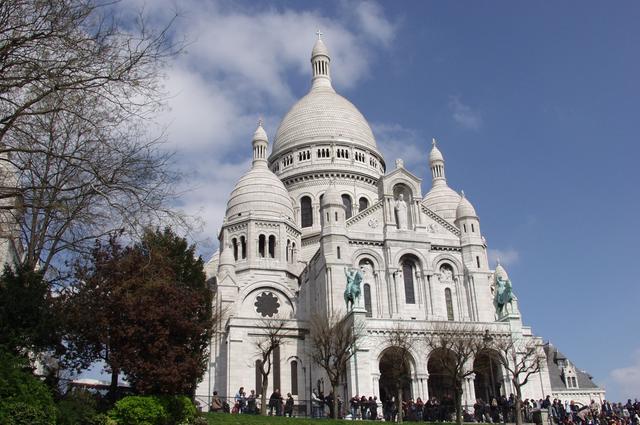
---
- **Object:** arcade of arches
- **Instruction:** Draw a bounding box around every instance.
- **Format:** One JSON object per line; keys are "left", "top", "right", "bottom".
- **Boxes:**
{"left": 377, "top": 348, "right": 504, "bottom": 404}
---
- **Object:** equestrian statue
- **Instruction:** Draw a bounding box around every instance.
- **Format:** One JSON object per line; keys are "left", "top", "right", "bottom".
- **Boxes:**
{"left": 344, "top": 267, "right": 363, "bottom": 310}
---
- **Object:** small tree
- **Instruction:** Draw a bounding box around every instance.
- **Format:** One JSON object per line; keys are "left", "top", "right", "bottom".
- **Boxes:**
{"left": 382, "top": 326, "right": 414, "bottom": 424}
{"left": 424, "top": 323, "right": 485, "bottom": 425}
{"left": 0, "top": 265, "right": 59, "bottom": 358}
{"left": 489, "top": 335, "right": 544, "bottom": 425}
{"left": 254, "top": 318, "right": 290, "bottom": 415}
{"left": 309, "top": 313, "right": 364, "bottom": 419}
{"left": 63, "top": 228, "right": 215, "bottom": 398}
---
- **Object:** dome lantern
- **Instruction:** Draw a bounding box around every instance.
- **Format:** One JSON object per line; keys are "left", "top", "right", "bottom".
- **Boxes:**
{"left": 311, "top": 30, "right": 332, "bottom": 91}
{"left": 252, "top": 119, "right": 269, "bottom": 166}
{"left": 429, "top": 138, "right": 446, "bottom": 186}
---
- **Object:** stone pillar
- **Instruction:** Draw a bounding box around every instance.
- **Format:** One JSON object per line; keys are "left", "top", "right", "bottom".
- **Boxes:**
{"left": 464, "top": 373, "right": 477, "bottom": 413}
{"left": 313, "top": 202, "right": 321, "bottom": 229}
{"left": 416, "top": 373, "right": 429, "bottom": 400}
{"left": 372, "top": 373, "right": 381, "bottom": 399}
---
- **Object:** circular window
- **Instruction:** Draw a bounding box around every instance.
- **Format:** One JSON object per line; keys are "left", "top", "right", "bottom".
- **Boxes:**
{"left": 254, "top": 291, "right": 280, "bottom": 317}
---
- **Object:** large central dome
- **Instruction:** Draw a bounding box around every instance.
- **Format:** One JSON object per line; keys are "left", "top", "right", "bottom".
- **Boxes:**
{"left": 269, "top": 37, "right": 382, "bottom": 162}
{"left": 272, "top": 86, "right": 377, "bottom": 155}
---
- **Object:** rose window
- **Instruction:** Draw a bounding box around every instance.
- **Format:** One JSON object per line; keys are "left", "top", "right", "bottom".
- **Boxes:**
{"left": 254, "top": 291, "right": 280, "bottom": 317}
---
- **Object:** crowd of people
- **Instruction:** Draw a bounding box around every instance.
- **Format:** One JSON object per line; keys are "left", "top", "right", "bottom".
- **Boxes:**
{"left": 209, "top": 387, "right": 296, "bottom": 416}
{"left": 208, "top": 387, "right": 640, "bottom": 424}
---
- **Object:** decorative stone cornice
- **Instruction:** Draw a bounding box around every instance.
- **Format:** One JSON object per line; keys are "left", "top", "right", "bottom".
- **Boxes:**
{"left": 346, "top": 200, "right": 383, "bottom": 227}
{"left": 421, "top": 205, "right": 461, "bottom": 236}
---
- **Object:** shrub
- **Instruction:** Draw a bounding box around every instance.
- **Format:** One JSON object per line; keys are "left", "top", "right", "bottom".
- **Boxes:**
{"left": 56, "top": 390, "right": 101, "bottom": 425}
{"left": 157, "top": 395, "right": 197, "bottom": 424}
{"left": 1, "top": 401, "right": 55, "bottom": 425}
{"left": 0, "top": 351, "right": 56, "bottom": 425}
{"left": 108, "top": 396, "right": 168, "bottom": 425}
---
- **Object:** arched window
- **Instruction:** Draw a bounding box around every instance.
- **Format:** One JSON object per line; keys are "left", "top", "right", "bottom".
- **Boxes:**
{"left": 258, "top": 234, "right": 266, "bottom": 258}
{"left": 291, "top": 361, "right": 298, "bottom": 395}
{"left": 240, "top": 236, "right": 246, "bottom": 259}
{"left": 255, "top": 359, "right": 263, "bottom": 394}
{"left": 341, "top": 194, "right": 353, "bottom": 218}
{"left": 286, "top": 239, "right": 290, "bottom": 262}
{"left": 402, "top": 259, "right": 416, "bottom": 304}
{"left": 291, "top": 242, "right": 296, "bottom": 262}
{"left": 364, "top": 283, "right": 372, "bottom": 317}
{"left": 359, "top": 197, "right": 369, "bottom": 212}
{"left": 300, "top": 196, "right": 313, "bottom": 228}
{"left": 337, "top": 246, "right": 341, "bottom": 259}
{"left": 232, "top": 238, "right": 238, "bottom": 261}
{"left": 445, "top": 288, "right": 454, "bottom": 321}
{"left": 268, "top": 235, "right": 276, "bottom": 258}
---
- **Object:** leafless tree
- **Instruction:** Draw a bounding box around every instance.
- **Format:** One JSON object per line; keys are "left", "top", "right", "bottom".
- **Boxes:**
{"left": 0, "top": 1, "right": 187, "bottom": 276}
{"left": 488, "top": 334, "right": 545, "bottom": 425}
{"left": 381, "top": 325, "right": 415, "bottom": 424}
{"left": 424, "top": 323, "right": 487, "bottom": 425}
{"left": 0, "top": 0, "right": 178, "bottom": 144}
{"left": 309, "top": 312, "right": 364, "bottom": 419}
{"left": 254, "top": 318, "right": 291, "bottom": 416}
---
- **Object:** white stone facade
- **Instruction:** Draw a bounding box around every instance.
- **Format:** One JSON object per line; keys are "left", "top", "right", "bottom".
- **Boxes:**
{"left": 196, "top": 37, "right": 602, "bottom": 411}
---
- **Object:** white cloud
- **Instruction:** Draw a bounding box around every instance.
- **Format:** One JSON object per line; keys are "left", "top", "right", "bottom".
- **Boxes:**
{"left": 610, "top": 349, "right": 640, "bottom": 400}
{"left": 487, "top": 248, "right": 520, "bottom": 267}
{"left": 351, "top": 1, "right": 396, "bottom": 47}
{"left": 449, "top": 96, "right": 483, "bottom": 130}
{"left": 372, "top": 122, "right": 428, "bottom": 173}
{"left": 114, "top": 1, "right": 397, "bottom": 259}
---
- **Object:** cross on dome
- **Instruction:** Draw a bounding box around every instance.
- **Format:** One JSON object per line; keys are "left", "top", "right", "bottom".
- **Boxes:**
{"left": 316, "top": 29, "right": 323, "bottom": 40}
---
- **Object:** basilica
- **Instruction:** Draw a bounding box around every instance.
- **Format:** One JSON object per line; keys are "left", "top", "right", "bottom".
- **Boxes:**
{"left": 196, "top": 36, "right": 603, "bottom": 410}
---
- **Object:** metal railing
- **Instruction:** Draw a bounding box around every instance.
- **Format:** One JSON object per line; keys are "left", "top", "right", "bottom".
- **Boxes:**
{"left": 194, "top": 395, "right": 538, "bottom": 422}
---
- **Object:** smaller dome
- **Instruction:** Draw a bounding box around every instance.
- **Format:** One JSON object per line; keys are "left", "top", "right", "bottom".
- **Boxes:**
{"left": 226, "top": 167, "right": 294, "bottom": 220}
{"left": 226, "top": 125, "right": 295, "bottom": 221}
{"left": 423, "top": 185, "right": 461, "bottom": 222}
{"left": 429, "top": 138, "right": 444, "bottom": 163}
{"left": 456, "top": 191, "right": 477, "bottom": 219}
{"left": 312, "top": 38, "right": 329, "bottom": 58}
{"left": 321, "top": 181, "right": 342, "bottom": 207}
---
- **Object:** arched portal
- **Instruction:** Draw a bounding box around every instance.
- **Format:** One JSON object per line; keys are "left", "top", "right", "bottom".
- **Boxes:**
{"left": 473, "top": 350, "right": 503, "bottom": 402}
{"left": 427, "top": 348, "right": 456, "bottom": 402}
{"left": 379, "top": 348, "right": 412, "bottom": 404}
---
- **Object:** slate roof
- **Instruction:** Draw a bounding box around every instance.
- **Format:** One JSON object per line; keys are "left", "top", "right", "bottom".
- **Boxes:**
{"left": 544, "top": 343, "right": 600, "bottom": 390}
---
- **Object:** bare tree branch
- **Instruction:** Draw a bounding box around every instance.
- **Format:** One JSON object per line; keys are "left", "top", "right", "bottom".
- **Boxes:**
{"left": 309, "top": 312, "right": 364, "bottom": 419}
{"left": 0, "top": 1, "right": 190, "bottom": 278}
{"left": 425, "top": 322, "right": 487, "bottom": 425}
{"left": 253, "top": 318, "right": 292, "bottom": 416}
{"left": 487, "top": 334, "right": 545, "bottom": 425}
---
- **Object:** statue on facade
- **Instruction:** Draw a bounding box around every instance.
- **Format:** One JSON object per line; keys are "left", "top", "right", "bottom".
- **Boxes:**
{"left": 493, "top": 273, "right": 513, "bottom": 317}
{"left": 344, "top": 267, "right": 363, "bottom": 310}
{"left": 394, "top": 193, "right": 408, "bottom": 230}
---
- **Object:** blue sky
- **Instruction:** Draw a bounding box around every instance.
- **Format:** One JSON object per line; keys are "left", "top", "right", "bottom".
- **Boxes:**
{"left": 116, "top": 0, "right": 640, "bottom": 400}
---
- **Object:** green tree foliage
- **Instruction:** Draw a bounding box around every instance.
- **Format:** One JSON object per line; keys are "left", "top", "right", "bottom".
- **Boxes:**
{"left": 63, "top": 228, "right": 213, "bottom": 396}
{"left": 0, "top": 351, "right": 56, "bottom": 425}
{"left": 0, "top": 266, "right": 59, "bottom": 357}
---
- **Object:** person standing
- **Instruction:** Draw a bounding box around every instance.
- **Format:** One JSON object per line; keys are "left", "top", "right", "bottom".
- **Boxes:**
{"left": 284, "top": 393, "right": 294, "bottom": 417}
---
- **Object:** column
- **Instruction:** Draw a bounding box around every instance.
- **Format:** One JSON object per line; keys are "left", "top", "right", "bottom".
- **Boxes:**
{"left": 372, "top": 373, "right": 381, "bottom": 399}
{"left": 313, "top": 202, "right": 320, "bottom": 229}
{"left": 416, "top": 373, "right": 429, "bottom": 400}
{"left": 464, "top": 373, "right": 477, "bottom": 413}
